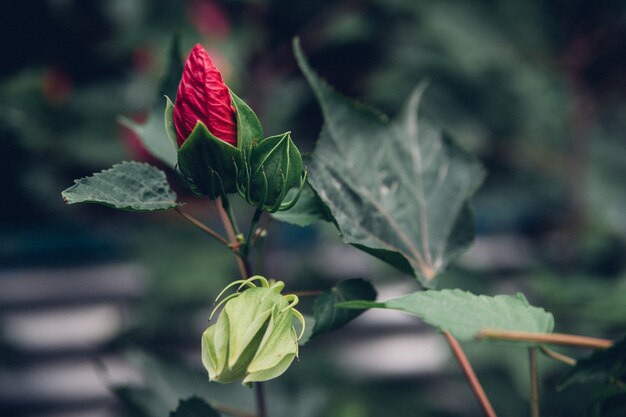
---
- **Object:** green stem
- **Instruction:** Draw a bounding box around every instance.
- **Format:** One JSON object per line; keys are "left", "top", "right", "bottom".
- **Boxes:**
{"left": 529, "top": 348, "right": 540, "bottom": 417}
{"left": 243, "top": 208, "right": 263, "bottom": 257}
{"left": 221, "top": 195, "right": 241, "bottom": 237}
{"left": 216, "top": 198, "right": 267, "bottom": 417}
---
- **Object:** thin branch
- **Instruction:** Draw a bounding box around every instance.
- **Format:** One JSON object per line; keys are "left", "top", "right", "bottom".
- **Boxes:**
{"left": 216, "top": 198, "right": 249, "bottom": 279}
{"left": 175, "top": 207, "right": 229, "bottom": 246}
{"left": 477, "top": 330, "right": 613, "bottom": 349}
{"left": 539, "top": 346, "right": 577, "bottom": 366}
{"left": 529, "top": 348, "right": 540, "bottom": 417}
{"left": 443, "top": 332, "right": 497, "bottom": 417}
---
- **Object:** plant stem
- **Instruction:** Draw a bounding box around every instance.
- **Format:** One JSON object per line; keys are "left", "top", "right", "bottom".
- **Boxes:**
{"left": 243, "top": 208, "right": 263, "bottom": 257}
{"left": 255, "top": 382, "right": 267, "bottom": 417}
{"left": 529, "top": 348, "right": 540, "bottom": 417}
{"left": 221, "top": 195, "right": 241, "bottom": 236}
{"left": 539, "top": 346, "right": 577, "bottom": 366}
{"left": 175, "top": 207, "right": 230, "bottom": 246}
{"left": 215, "top": 198, "right": 266, "bottom": 417}
{"left": 476, "top": 330, "right": 613, "bottom": 349}
{"left": 443, "top": 332, "right": 496, "bottom": 417}
{"left": 216, "top": 198, "right": 248, "bottom": 279}
{"left": 443, "top": 332, "right": 497, "bottom": 417}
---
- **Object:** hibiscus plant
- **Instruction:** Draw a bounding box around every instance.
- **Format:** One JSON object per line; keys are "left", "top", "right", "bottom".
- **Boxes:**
{"left": 61, "top": 38, "right": 624, "bottom": 417}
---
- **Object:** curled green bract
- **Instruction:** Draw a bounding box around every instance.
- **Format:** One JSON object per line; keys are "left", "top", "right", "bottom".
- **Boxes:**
{"left": 201, "top": 276, "right": 305, "bottom": 385}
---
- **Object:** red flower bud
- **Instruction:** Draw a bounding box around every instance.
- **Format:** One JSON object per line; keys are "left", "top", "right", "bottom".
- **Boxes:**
{"left": 174, "top": 44, "right": 237, "bottom": 147}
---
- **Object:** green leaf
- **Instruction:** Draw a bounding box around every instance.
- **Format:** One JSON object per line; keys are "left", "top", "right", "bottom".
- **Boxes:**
{"left": 62, "top": 161, "right": 179, "bottom": 211}
{"left": 339, "top": 289, "right": 554, "bottom": 341}
{"left": 294, "top": 39, "right": 485, "bottom": 288}
{"left": 311, "top": 278, "right": 377, "bottom": 339}
{"left": 271, "top": 182, "right": 332, "bottom": 226}
{"left": 559, "top": 336, "right": 626, "bottom": 390}
{"left": 169, "top": 397, "right": 221, "bottom": 417}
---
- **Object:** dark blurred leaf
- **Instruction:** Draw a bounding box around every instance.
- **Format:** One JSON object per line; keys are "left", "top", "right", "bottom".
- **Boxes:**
{"left": 271, "top": 182, "right": 332, "bottom": 226}
{"left": 112, "top": 352, "right": 254, "bottom": 417}
{"left": 339, "top": 289, "right": 554, "bottom": 342}
{"left": 62, "top": 161, "right": 179, "bottom": 211}
{"left": 295, "top": 39, "right": 485, "bottom": 288}
{"left": 559, "top": 336, "right": 626, "bottom": 390}
{"left": 589, "top": 383, "right": 626, "bottom": 417}
{"left": 119, "top": 35, "right": 183, "bottom": 168}
{"left": 160, "top": 33, "right": 184, "bottom": 99}
{"left": 170, "top": 397, "right": 221, "bottom": 417}
{"left": 115, "top": 386, "right": 160, "bottom": 417}
{"left": 311, "top": 278, "right": 377, "bottom": 339}
{"left": 119, "top": 109, "right": 178, "bottom": 168}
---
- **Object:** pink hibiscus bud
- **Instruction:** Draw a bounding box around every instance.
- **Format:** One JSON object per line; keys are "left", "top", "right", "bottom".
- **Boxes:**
{"left": 173, "top": 44, "right": 237, "bottom": 147}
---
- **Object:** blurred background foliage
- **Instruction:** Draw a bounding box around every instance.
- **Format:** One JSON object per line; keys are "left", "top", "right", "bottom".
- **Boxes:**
{"left": 1, "top": 0, "right": 625, "bottom": 416}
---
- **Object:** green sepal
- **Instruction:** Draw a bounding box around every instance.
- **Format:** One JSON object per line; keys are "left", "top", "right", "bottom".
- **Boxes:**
{"left": 163, "top": 95, "right": 178, "bottom": 150}
{"left": 230, "top": 90, "right": 263, "bottom": 157}
{"left": 177, "top": 121, "right": 242, "bottom": 199}
{"left": 241, "top": 132, "right": 306, "bottom": 212}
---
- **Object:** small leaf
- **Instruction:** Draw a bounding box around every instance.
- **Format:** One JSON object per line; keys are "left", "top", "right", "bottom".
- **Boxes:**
{"left": 62, "top": 161, "right": 179, "bottom": 211}
{"left": 271, "top": 182, "right": 333, "bottom": 227}
{"left": 339, "top": 289, "right": 554, "bottom": 342}
{"left": 311, "top": 278, "right": 377, "bottom": 339}
{"left": 559, "top": 336, "right": 626, "bottom": 390}
{"left": 294, "top": 39, "right": 485, "bottom": 288}
{"left": 169, "top": 396, "right": 221, "bottom": 417}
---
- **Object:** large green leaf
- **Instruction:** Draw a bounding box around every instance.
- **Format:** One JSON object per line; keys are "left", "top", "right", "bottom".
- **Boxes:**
{"left": 169, "top": 397, "right": 221, "bottom": 417}
{"left": 311, "top": 278, "right": 377, "bottom": 339}
{"left": 62, "top": 161, "right": 179, "bottom": 211}
{"left": 294, "top": 39, "right": 485, "bottom": 288}
{"left": 339, "top": 289, "right": 554, "bottom": 341}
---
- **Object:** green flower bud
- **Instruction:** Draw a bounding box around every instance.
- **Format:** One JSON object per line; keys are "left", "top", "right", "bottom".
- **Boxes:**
{"left": 201, "top": 276, "right": 305, "bottom": 386}
{"left": 238, "top": 132, "right": 307, "bottom": 213}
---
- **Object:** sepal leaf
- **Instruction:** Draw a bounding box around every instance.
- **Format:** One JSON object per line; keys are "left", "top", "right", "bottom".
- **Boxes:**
{"left": 177, "top": 122, "right": 242, "bottom": 198}
{"left": 230, "top": 90, "right": 263, "bottom": 157}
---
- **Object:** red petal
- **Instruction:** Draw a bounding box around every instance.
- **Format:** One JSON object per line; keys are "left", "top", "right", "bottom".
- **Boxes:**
{"left": 174, "top": 44, "right": 237, "bottom": 146}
